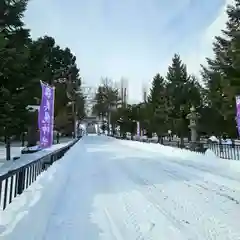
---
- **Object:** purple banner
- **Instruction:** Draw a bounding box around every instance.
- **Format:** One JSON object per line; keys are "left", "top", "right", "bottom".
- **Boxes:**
{"left": 236, "top": 96, "right": 240, "bottom": 136}
{"left": 38, "top": 81, "right": 55, "bottom": 148}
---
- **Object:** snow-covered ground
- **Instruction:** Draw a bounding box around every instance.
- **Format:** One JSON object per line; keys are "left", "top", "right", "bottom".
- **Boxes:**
{"left": 0, "top": 141, "right": 75, "bottom": 176}
{"left": 1, "top": 136, "right": 240, "bottom": 239}
{"left": 0, "top": 138, "right": 73, "bottom": 168}
{"left": 0, "top": 147, "right": 23, "bottom": 162}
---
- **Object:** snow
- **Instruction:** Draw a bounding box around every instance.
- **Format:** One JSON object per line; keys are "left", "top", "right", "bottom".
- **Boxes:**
{"left": 0, "top": 141, "right": 75, "bottom": 176}
{"left": 0, "top": 147, "right": 23, "bottom": 163}
{"left": 1, "top": 136, "right": 240, "bottom": 239}
{"left": 117, "top": 139, "right": 240, "bottom": 174}
{"left": 0, "top": 138, "right": 73, "bottom": 166}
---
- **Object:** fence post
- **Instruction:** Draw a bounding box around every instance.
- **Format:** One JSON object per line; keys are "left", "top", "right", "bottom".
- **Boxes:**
{"left": 57, "top": 132, "right": 60, "bottom": 144}
{"left": 21, "top": 132, "right": 25, "bottom": 147}
{"left": 231, "top": 139, "right": 235, "bottom": 160}
{"left": 17, "top": 169, "right": 25, "bottom": 195}
{"left": 6, "top": 136, "right": 11, "bottom": 161}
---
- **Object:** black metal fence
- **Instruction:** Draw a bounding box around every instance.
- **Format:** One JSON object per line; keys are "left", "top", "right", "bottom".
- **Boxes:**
{"left": 207, "top": 143, "right": 240, "bottom": 160}
{"left": 0, "top": 138, "right": 80, "bottom": 211}
{"left": 114, "top": 135, "right": 240, "bottom": 161}
{"left": 162, "top": 139, "right": 240, "bottom": 160}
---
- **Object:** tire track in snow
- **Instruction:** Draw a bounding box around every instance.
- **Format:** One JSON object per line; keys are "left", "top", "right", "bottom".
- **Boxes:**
{"left": 119, "top": 141, "right": 240, "bottom": 204}
{"left": 134, "top": 174, "right": 235, "bottom": 240}
{"left": 159, "top": 171, "right": 240, "bottom": 239}
{"left": 93, "top": 150, "right": 184, "bottom": 239}
{"left": 103, "top": 164, "right": 148, "bottom": 239}
{"left": 103, "top": 208, "right": 124, "bottom": 240}
{"left": 169, "top": 159, "right": 240, "bottom": 182}
{"left": 115, "top": 156, "right": 240, "bottom": 239}
{"left": 119, "top": 193, "right": 145, "bottom": 240}
{"left": 119, "top": 149, "right": 240, "bottom": 207}
{"left": 115, "top": 161, "right": 197, "bottom": 239}
{"left": 162, "top": 168, "right": 240, "bottom": 205}
{"left": 101, "top": 164, "right": 186, "bottom": 240}
{"left": 158, "top": 160, "right": 240, "bottom": 206}
{"left": 88, "top": 148, "right": 146, "bottom": 240}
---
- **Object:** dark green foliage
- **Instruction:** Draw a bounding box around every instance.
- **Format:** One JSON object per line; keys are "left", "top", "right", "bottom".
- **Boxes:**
{"left": 3, "top": 0, "right": 240, "bottom": 140}
{"left": 0, "top": 0, "right": 31, "bottom": 136}
{"left": 166, "top": 54, "right": 189, "bottom": 114}
{"left": 147, "top": 73, "right": 172, "bottom": 135}
{"left": 165, "top": 55, "right": 202, "bottom": 136}
{"left": 96, "top": 0, "right": 240, "bottom": 139}
{"left": 93, "top": 78, "right": 120, "bottom": 117}
{"left": 0, "top": 0, "right": 84, "bottom": 137}
{"left": 93, "top": 55, "right": 203, "bottom": 138}
{"left": 202, "top": 0, "right": 240, "bottom": 137}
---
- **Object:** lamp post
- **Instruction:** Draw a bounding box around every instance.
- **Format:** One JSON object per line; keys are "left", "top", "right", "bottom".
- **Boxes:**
{"left": 66, "top": 85, "right": 83, "bottom": 138}
{"left": 67, "top": 100, "right": 76, "bottom": 138}
{"left": 179, "top": 105, "right": 185, "bottom": 148}
{"left": 54, "top": 64, "right": 79, "bottom": 139}
{"left": 101, "top": 90, "right": 111, "bottom": 135}
{"left": 108, "top": 97, "right": 122, "bottom": 136}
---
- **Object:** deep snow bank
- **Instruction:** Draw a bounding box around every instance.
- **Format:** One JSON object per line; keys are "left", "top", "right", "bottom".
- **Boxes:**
{"left": 0, "top": 140, "right": 81, "bottom": 239}
{"left": 117, "top": 139, "right": 240, "bottom": 174}
{"left": 0, "top": 141, "right": 75, "bottom": 176}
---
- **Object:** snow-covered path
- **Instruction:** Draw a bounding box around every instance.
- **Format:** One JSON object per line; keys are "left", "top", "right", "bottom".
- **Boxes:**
{"left": 2, "top": 136, "right": 240, "bottom": 239}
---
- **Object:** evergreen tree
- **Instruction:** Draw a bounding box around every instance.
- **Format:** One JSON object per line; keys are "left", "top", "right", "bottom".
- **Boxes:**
{"left": 186, "top": 75, "right": 202, "bottom": 108}
{"left": 166, "top": 54, "right": 190, "bottom": 136}
{"left": 21, "top": 36, "right": 84, "bottom": 135}
{"left": 0, "top": 0, "right": 31, "bottom": 137}
{"left": 93, "top": 78, "right": 119, "bottom": 118}
{"left": 0, "top": 0, "right": 85, "bottom": 138}
{"left": 202, "top": 0, "right": 240, "bottom": 137}
{"left": 201, "top": 67, "right": 228, "bottom": 135}
{"left": 166, "top": 54, "right": 189, "bottom": 106}
{"left": 148, "top": 73, "right": 171, "bottom": 136}
{"left": 0, "top": 0, "right": 28, "bottom": 33}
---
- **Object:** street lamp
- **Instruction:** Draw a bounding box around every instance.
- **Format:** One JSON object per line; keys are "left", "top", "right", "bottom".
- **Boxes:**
{"left": 179, "top": 105, "right": 185, "bottom": 148}
{"left": 53, "top": 64, "right": 80, "bottom": 139}
{"left": 66, "top": 82, "right": 82, "bottom": 138}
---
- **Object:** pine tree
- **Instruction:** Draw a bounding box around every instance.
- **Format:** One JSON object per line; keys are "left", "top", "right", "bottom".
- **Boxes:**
{"left": 0, "top": 0, "right": 28, "bottom": 32}
{"left": 93, "top": 78, "right": 119, "bottom": 118}
{"left": 166, "top": 54, "right": 190, "bottom": 136}
{"left": 148, "top": 73, "right": 172, "bottom": 136}
{"left": 202, "top": 0, "right": 240, "bottom": 137}
{"left": 0, "top": 0, "right": 31, "bottom": 137}
{"left": 166, "top": 54, "right": 189, "bottom": 107}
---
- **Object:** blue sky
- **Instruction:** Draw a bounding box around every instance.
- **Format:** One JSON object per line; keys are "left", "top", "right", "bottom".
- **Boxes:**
{"left": 24, "top": 0, "right": 230, "bottom": 103}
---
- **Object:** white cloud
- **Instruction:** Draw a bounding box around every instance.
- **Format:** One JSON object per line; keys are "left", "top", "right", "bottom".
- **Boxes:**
{"left": 23, "top": 0, "right": 232, "bottom": 103}
{"left": 182, "top": 0, "right": 232, "bottom": 77}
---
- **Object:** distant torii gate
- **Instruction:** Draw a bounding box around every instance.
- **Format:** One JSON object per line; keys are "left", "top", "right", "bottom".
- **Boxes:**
{"left": 80, "top": 116, "right": 103, "bottom": 134}
{"left": 82, "top": 116, "right": 101, "bottom": 125}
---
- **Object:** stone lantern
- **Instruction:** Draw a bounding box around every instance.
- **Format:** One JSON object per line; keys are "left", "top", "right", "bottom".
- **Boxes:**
{"left": 186, "top": 106, "right": 200, "bottom": 149}
{"left": 168, "top": 129, "right": 172, "bottom": 141}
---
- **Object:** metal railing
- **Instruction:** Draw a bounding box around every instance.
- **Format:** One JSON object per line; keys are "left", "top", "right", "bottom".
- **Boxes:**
{"left": 161, "top": 139, "right": 240, "bottom": 160}
{"left": 207, "top": 143, "right": 240, "bottom": 160}
{"left": 0, "top": 138, "right": 80, "bottom": 211}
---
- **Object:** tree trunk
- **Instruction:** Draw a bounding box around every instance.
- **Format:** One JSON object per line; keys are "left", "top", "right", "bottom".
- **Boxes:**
{"left": 27, "top": 111, "right": 38, "bottom": 147}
